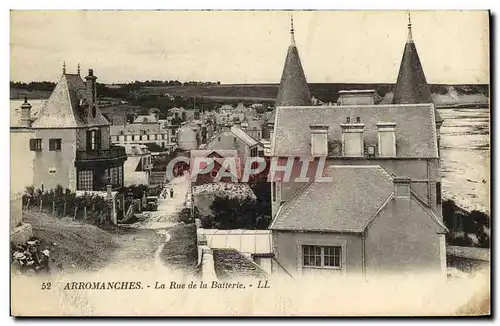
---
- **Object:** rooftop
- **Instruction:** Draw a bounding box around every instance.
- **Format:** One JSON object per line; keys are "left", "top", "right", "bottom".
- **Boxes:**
{"left": 213, "top": 248, "right": 268, "bottom": 280}
{"left": 31, "top": 73, "right": 109, "bottom": 129}
{"left": 272, "top": 104, "right": 438, "bottom": 158}
{"left": 270, "top": 166, "right": 394, "bottom": 233}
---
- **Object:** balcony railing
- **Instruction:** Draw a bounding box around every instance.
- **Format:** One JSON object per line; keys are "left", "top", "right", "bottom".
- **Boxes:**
{"left": 76, "top": 146, "right": 127, "bottom": 162}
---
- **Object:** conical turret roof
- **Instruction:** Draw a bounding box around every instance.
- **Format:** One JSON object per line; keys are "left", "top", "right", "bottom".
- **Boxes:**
{"left": 393, "top": 14, "right": 442, "bottom": 123}
{"left": 275, "top": 16, "right": 311, "bottom": 107}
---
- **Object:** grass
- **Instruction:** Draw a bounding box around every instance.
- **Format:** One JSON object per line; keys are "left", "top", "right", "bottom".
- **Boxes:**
{"left": 22, "top": 211, "right": 119, "bottom": 272}
{"left": 161, "top": 224, "right": 198, "bottom": 274}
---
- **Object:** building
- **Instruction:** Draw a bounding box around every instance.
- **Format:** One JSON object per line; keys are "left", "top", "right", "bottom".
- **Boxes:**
{"left": 268, "top": 15, "right": 447, "bottom": 277}
{"left": 177, "top": 123, "right": 199, "bottom": 151}
{"left": 110, "top": 114, "right": 178, "bottom": 152}
{"left": 123, "top": 143, "right": 152, "bottom": 186}
{"left": 241, "top": 119, "right": 263, "bottom": 140}
{"left": 206, "top": 126, "right": 264, "bottom": 168}
{"left": 10, "top": 66, "right": 128, "bottom": 193}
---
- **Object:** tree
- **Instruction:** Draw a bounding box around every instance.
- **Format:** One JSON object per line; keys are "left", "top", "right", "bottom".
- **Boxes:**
{"left": 209, "top": 195, "right": 271, "bottom": 230}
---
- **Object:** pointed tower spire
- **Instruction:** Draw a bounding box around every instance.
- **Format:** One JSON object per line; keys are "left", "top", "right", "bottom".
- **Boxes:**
{"left": 62, "top": 61, "right": 66, "bottom": 75}
{"left": 393, "top": 12, "right": 442, "bottom": 123}
{"left": 275, "top": 14, "right": 311, "bottom": 107}
{"left": 407, "top": 12, "right": 413, "bottom": 43}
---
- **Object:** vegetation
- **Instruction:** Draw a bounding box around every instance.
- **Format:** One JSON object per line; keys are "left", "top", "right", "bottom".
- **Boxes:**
{"left": 161, "top": 224, "right": 198, "bottom": 274}
{"left": 202, "top": 195, "right": 270, "bottom": 230}
{"left": 443, "top": 199, "right": 490, "bottom": 248}
{"left": 22, "top": 211, "right": 119, "bottom": 272}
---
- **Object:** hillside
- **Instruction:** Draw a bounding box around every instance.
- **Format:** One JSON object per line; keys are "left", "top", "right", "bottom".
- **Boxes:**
{"left": 10, "top": 83, "right": 489, "bottom": 108}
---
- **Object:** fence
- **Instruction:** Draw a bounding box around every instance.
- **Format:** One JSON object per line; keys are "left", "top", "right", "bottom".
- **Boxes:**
{"left": 22, "top": 193, "right": 112, "bottom": 224}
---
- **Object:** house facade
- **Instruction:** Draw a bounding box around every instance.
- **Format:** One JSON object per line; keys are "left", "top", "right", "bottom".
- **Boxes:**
{"left": 110, "top": 114, "right": 178, "bottom": 152}
{"left": 268, "top": 16, "right": 447, "bottom": 277}
{"left": 12, "top": 67, "right": 128, "bottom": 193}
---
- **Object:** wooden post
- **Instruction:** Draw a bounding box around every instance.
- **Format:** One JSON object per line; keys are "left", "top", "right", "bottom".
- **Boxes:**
{"left": 27, "top": 198, "right": 31, "bottom": 210}
{"left": 39, "top": 199, "right": 42, "bottom": 212}
{"left": 52, "top": 202, "right": 55, "bottom": 216}
{"left": 74, "top": 207, "right": 78, "bottom": 220}
{"left": 84, "top": 206, "right": 87, "bottom": 219}
{"left": 63, "top": 202, "right": 67, "bottom": 216}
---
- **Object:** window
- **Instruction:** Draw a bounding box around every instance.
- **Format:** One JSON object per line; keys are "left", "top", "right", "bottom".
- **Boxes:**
{"left": 78, "top": 170, "right": 93, "bottom": 191}
{"left": 116, "top": 136, "right": 120, "bottom": 142}
{"left": 162, "top": 134, "right": 166, "bottom": 140}
{"left": 147, "top": 135, "right": 150, "bottom": 141}
{"left": 124, "top": 135, "right": 128, "bottom": 141}
{"left": 29, "top": 138, "right": 42, "bottom": 151}
{"left": 86, "top": 129, "right": 101, "bottom": 150}
{"left": 346, "top": 117, "right": 351, "bottom": 123}
{"left": 49, "top": 139, "right": 62, "bottom": 151}
{"left": 356, "top": 117, "right": 361, "bottom": 123}
{"left": 120, "top": 130, "right": 124, "bottom": 136}
{"left": 251, "top": 147, "right": 258, "bottom": 157}
{"left": 132, "top": 135, "right": 135, "bottom": 141}
{"left": 436, "top": 182, "right": 442, "bottom": 205}
{"left": 395, "top": 184, "right": 410, "bottom": 198}
{"left": 303, "top": 245, "right": 342, "bottom": 268}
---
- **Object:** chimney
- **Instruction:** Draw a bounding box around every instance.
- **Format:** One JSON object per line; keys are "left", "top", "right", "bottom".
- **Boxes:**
{"left": 267, "top": 121, "right": 275, "bottom": 142}
{"left": 309, "top": 124, "right": 329, "bottom": 157}
{"left": 394, "top": 177, "right": 411, "bottom": 198}
{"left": 85, "top": 69, "right": 98, "bottom": 107}
{"left": 377, "top": 122, "right": 397, "bottom": 157}
{"left": 241, "top": 122, "right": 248, "bottom": 132}
{"left": 20, "top": 97, "right": 32, "bottom": 128}
{"left": 338, "top": 90, "right": 376, "bottom": 106}
{"left": 341, "top": 121, "right": 364, "bottom": 157}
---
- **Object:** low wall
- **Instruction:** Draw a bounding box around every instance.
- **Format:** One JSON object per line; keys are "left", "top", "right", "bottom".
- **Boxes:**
{"left": 10, "top": 193, "right": 33, "bottom": 245}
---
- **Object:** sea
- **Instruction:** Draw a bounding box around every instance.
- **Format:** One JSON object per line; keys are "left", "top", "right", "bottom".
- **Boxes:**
{"left": 438, "top": 107, "right": 490, "bottom": 214}
{"left": 10, "top": 100, "right": 491, "bottom": 214}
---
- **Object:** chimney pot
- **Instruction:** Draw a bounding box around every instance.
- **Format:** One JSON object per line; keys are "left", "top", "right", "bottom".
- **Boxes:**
{"left": 88, "top": 69, "right": 94, "bottom": 76}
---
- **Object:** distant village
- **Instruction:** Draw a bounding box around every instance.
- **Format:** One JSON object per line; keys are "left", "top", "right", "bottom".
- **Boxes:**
{"left": 10, "top": 14, "right": 489, "bottom": 280}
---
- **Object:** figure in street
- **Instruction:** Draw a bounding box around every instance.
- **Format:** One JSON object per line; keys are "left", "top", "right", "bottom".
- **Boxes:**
{"left": 170, "top": 188, "right": 174, "bottom": 198}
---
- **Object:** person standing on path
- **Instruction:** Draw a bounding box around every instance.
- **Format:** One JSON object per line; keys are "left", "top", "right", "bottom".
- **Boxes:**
{"left": 170, "top": 188, "right": 174, "bottom": 198}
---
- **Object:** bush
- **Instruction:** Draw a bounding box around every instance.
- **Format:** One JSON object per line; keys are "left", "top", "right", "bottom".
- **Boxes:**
{"left": 209, "top": 195, "right": 271, "bottom": 230}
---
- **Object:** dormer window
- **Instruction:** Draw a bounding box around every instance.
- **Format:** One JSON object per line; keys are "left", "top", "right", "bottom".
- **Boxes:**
{"left": 341, "top": 123, "right": 364, "bottom": 157}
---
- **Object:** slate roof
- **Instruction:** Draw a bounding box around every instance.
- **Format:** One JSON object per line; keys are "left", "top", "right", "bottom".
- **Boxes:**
{"left": 230, "top": 126, "right": 259, "bottom": 147}
{"left": 31, "top": 74, "right": 109, "bottom": 129}
{"left": 133, "top": 114, "right": 158, "bottom": 124}
{"left": 272, "top": 104, "right": 439, "bottom": 158}
{"left": 275, "top": 43, "right": 312, "bottom": 107}
{"left": 393, "top": 27, "right": 442, "bottom": 123}
{"left": 190, "top": 149, "right": 238, "bottom": 158}
{"left": 213, "top": 248, "right": 268, "bottom": 280}
{"left": 269, "top": 166, "right": 394, "bottom": 233}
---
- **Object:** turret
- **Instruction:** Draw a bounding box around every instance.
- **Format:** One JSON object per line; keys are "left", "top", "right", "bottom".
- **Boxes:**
{"left": 275, "top": 14, "right": 312, "bottom": 107}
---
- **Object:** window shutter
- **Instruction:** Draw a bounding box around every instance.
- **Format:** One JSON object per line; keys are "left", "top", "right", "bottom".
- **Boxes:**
{"left": 86, "top": 130, "right": 92, "bottom": 150}
{"left": 96, "top": 130, "right": 101, "bottom": 150}
{"left": 29, "top": 139, "right": 36, "bottom": 151}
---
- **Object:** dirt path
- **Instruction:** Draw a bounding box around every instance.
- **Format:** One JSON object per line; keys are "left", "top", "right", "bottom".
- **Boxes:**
{"left": 100, "top": 174, "right": 192, "bottom": 272}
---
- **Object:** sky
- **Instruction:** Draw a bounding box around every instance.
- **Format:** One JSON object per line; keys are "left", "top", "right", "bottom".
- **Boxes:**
{"left": 10, "top": 10, "right": 489, "bottom": 84}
